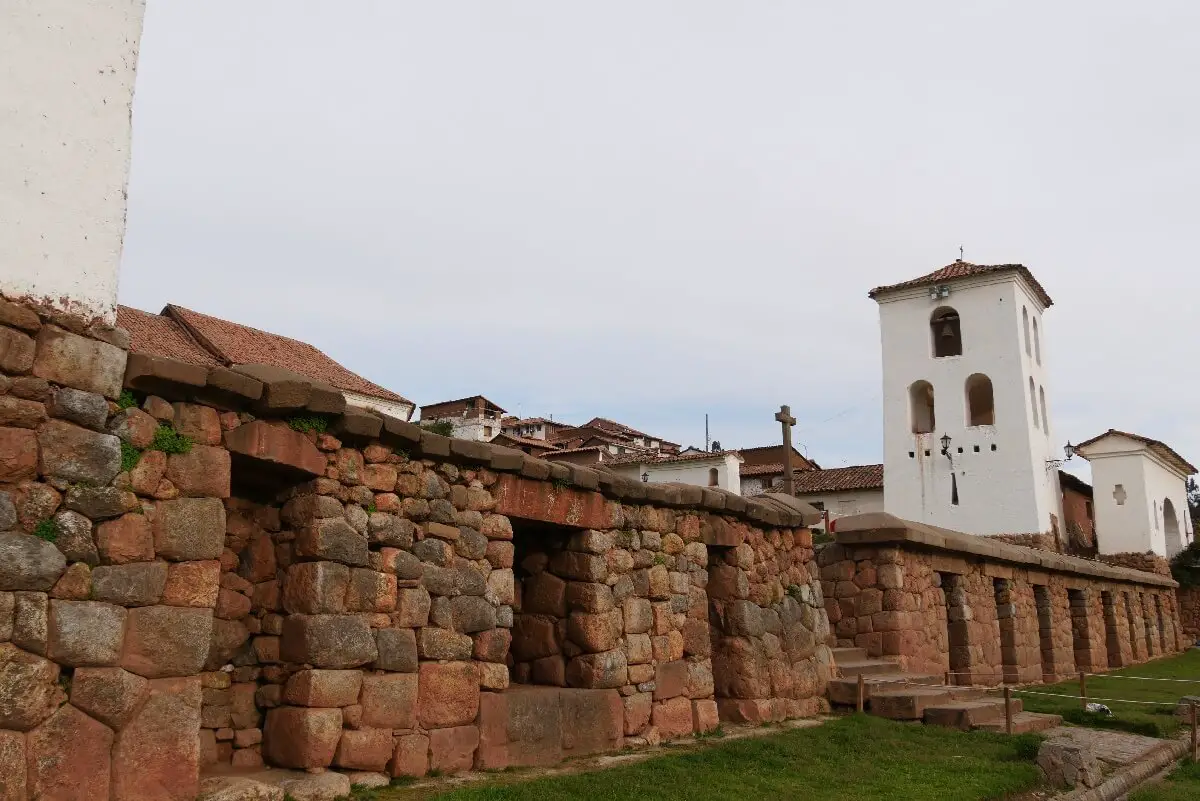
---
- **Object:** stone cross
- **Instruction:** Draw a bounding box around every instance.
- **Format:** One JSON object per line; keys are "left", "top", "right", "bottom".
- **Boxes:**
{"left": 775, "top": 405, "right": 797, "bottom": 496}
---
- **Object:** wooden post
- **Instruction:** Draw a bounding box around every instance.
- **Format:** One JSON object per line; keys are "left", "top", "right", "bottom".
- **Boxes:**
{"left": 944, "top": 670, "right": 952, "bottom": 687}
{"left": 1079, "top": 671, "right": 1088, "bottom": 710}
{"left": 856, "top": 674, "right": 865, "bottom": 714}
{"left": 1191, "top": 703, "right": 1197, "bottom": 763}
{"left": 1004, "top": 686, "right": 1013, "bottom": 735}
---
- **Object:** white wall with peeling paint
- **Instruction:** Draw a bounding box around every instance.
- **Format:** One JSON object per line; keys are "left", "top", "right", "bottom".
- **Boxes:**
{"left": 0, "top": 0, "right": 147, "bottom": 325}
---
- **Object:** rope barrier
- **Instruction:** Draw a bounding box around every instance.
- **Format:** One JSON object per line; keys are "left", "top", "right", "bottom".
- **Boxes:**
{"left": 1010, "top": 689, "right": 1178, "bottom": 707}
{"left": 1084, "top": 674, "right": 1200, "bottom": 684}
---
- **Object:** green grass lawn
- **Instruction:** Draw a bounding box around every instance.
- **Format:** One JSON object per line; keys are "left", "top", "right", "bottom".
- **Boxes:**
{"left": 1014, "top": 650, "right": 1200, "bottom": 738}
{"left": 1129, "top": 760, "right": 1200, "bottom": 801}
{"left": 368, "top": 715, "right": 1044, "bottom": 801}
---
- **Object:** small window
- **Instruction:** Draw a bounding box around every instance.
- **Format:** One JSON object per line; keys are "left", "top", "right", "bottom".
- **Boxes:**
{"left": 1028, "top": 377, "right": 1039, "bottom": 428}
{"left": 965, "top": 373, "right": 995, "bottom": 426}
{"left": 910, "top": 380, "right": 936, "bottom": 434}
{"left": 1032, "top": 318, "right": 1042, "bottom": 365}
{"left": 930, "top": 307, "right": 962, "bottom": 357}
{"left": 1113, "top": 484, "right": 1127, "bottom": 506}
{"left": 1022, "top": 306, "right": 1031, "bottom": 357}
{"left": 951, "top": 473, "right": 960, "bottom": 505}
{"left": 810, "top": 501, "right": 825, "bottom": 511}
{"left": 1038, "top": 386, "right": 1049, "bottom": 435}
{"left": 483, "top": 426, "right": 493, "bottom": 438}
{"left": 708, "top": 468, "right": 719, "bottom": 487}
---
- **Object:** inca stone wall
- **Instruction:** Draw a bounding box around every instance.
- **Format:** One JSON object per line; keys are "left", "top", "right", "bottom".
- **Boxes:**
{"left": 1179, "top": 586, "right": 1200, "bottom": 645}
{"left": 0, "top": 295, "right": 831, "bottom": 799}
{"left": 820, "top": 514, "right": 1184, "bottom": 684}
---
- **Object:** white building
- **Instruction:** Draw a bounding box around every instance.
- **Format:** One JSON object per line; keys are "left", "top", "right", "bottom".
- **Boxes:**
{"left": 1, "top": 1, "right": 147, "bottom": 323}
{"left": 791, "top": 465, "right": 885, "bottom": 529}
{"left": 1075, "top": 430, "right": 1196, "bottom": 558}
{"left": 608, "top": 451, "right": 743, "bottom": 495}
{"left": 871, "top": 261, "right": 1064, "bottom": 538}
{"left": 419, "top": 396, "right": 507, "bottom": 441}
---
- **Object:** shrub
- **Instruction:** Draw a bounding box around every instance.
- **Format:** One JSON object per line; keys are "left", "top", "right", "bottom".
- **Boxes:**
{"left": 116, "top": 390, "right": 138, "bottom": 410}
{"left": 120, "top": 441, "right": 142, "bottom": 472}
{"left": 421, "top": 420, "right": 454, "bottom": 437}
{"left": 33, "top": 518, "right": 58, "bottom": 543}
{"left": 1010, "top": 732, "right": 1043, "bottom": 762}
{"left": 287, "top": 414, "right": 330, "bottom": 435}
{"left": 149, "top": 425, "right": 193, "bottom": 455}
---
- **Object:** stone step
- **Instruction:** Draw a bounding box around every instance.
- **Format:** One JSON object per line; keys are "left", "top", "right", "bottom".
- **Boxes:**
{"left": 923, "top": 698, "right": 1024, "bottom": 730}
{"left": 836, "top": 659, "right": 904, "bottom": 678}
{"left": 827, "top": 673, "right": 944, "bottom": 706}
{"left": 869, "top": 686, "right": 987, "bottom": 720}
{"left": 974, "top": 712, "right": 1063, "bottom": 734}
{"left": 831, "top": 647, "right": 868, "bottom": 663}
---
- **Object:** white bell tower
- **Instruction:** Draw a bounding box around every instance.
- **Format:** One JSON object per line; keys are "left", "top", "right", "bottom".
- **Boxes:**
{"left": 871, "top": 262, "right": 1063, "bottom": 538}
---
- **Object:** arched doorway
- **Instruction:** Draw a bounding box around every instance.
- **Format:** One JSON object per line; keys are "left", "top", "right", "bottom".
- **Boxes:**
{"left": 1163, "top": 498, "right": 1182, "bottom": 557}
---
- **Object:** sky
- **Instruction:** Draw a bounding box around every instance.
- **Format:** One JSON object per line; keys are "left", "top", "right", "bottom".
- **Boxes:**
{"left": 119, "top": 2, "right": 1200, "bottom": 479}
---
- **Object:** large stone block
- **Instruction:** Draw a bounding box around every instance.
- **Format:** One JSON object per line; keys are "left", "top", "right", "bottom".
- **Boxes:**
{"left": 121, "top": 605, "right": 214, "bottom": 678}
{"left": 152, "top": 498, "right": 226, "bottom": 561}
{"left": 522, "top": 572, "right": 566, "bottom": 617}
{"left": 346, "top": 568, "right": 396, "bottom": 613}
{"left": 567, "top": 610, "right": 623, "bottom": 653}
{"left": 112, "top": 676, "right": 203, "bottom": 801}
{"left": 37, "top": 420, "right": 121, "bottom": 484}
{"left": 282, "top": 561, "right": 349, "bottom": 614}
{"left": 391, "top": 733, "right": 429, "bottom": 778}
{"left": 418, "top": 627, "right": 473, "bottom": 661}
{"left": 560, "top": 687, "right": 624, "bottom": 756}
{"left": 33, "top": 325, "right": 127, "bottom": 398}
{"left": 429, "top": 725, "right": 479, "bottom": 774}
{"left": 335, "top": 727, "right": 394, "bottom": 772}
{"left": 0, "top": 326, "right": 35, "bottom": 373}
{"left": 263, "top": 706, "right": 343, "bottom": 769}
{"left": 172, "top": 403, "right": 222, "bottom": 446}
{"left": 451, "top": 595, "right": 497, "bottom": 634}
{"left": 0, "top": 729, "right": 25, "bottom": 801}
{"left": 13, "top": 591, "right": 48, "bottom": 654}
{"left": 162, "top": 560, "right": 221, "bottom": 607}
{"left": 361, "top": 673, "right": 418, "bottom": 729}
{"left": 91, "top": 562, "right": 168, "bottom": 607}
{"left": 47, "top": 600, "right": 126, "bottom": 666}
{"left": 109, "top": 407, "right": 159, "bottom": 448}
{"left": 280, "top": 614, "right": 377, "bottom": 668}
{"left": 566, "top": 649, "right": 628, "bottom": 689}
{"left": 0, "top": 395, "right": 47, "bottom": 429}
{"left": 294, "top": 518, "right": 369, "bottom": 567}
{"left": 375, "top": 628, "right": 418, "bottom": 672}
{"left": 224, "top": 420, "right": 326, "bottom": 477}
{"left": 511, "top": 616, "right": 559, "bottom": 662}
{"left": 50, "top": 386, "right": 109, "bottom": 430}
{"left": 0, "top": 643, "right": 64, "bottom": 731}
{"left": 0, "top": 531, "right": 66, "bottom": 591}
{"left": 63, "top": 485, "right": 136, "bottom": 521}
{"left": 417, "top": 661, "right": 479, "bottom": 729}
{"left": 51, "top": 510, "right": 97, "bottom": 567}
{"left": 394, "top": 587, "right": 431, "bottom": 628}
{"left": 652, "top": 696, "right": 694, "bottom": 740}
{"left": 70, "top": 667, "right": 150, "bottom": 730}
{"left": 26, "top": 703, "right": 114, "bottom": 800}
{"left": 165, "top": 446, "right": 232, "bottom": 498}
{"left": 283, "top": 669, "right": 363, "bottom": 707}
{"left": 0, "top": 427, "right": 38, "bottom": 482}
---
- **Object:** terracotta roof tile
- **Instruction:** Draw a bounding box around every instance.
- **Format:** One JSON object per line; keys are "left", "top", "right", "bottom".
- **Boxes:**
{"left": 607, "top": 450, "right": 739, "bottom": 467}
{"left": 117, "top": 305, "right": 222, "bottom": 367}
{"left": 490, "top": 433, "right": 558, "bottom": 452}
{"left": 164, "top": 305, "right": 410, "bottom": 405}
{"left": 869, "top": 261, "right": 1053, "bottom": 308}
{"left": 1075, "top": 429, "right": 1197, "bottom": 475}
{"left": 789, "top": 464, "right": 883, "bottom": 493}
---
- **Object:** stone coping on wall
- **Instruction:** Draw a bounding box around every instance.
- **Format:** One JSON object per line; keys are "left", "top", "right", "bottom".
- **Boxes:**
{"left": 122, "top": 353, "right": 822, "bottom": 529}
{"left": 834, "top": 513, "right": 1178, "bottom": 589}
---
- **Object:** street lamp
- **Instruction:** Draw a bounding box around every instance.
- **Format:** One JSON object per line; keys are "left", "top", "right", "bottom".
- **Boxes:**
{"left": 1047, "top": 442, "right": 1075, "bottom": 470}
{"left": 939, "top": 433, "right": 952, "bottom": 457}
{"left": 641, "top": 471, "right": 649, "bottom": 483}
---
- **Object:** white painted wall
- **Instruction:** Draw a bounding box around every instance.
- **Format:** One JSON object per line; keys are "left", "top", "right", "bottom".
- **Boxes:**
{"left": 344, "top": 391, "right": 414, "bottom": 422}
{"left": 798, "top": 488, "right": 885, "bottom": 525}
{"left": 877, "top": 271, "right": 1061, "bottom": 535}
{"left": 611, "top": 454, "right": 742, "bottom": 494}
{"left": 1, "top": 1, "right": 147, "bottom": 325}
{"left": 1081, "top": 435, "right": 1195, "bottom": 557}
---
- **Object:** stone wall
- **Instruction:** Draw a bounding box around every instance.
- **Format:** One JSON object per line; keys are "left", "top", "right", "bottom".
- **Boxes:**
{"left": 0, "top": 295, "right": 831, "bottom": 798}
{"left": 1179, "top": 586, "right": 1200, "bottom": 646}
{"left": 819, "top": 513, "right": 1183, "bottom": 685}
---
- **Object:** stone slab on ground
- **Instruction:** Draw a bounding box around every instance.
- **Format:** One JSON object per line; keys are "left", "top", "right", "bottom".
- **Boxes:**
{"left": 1039, "top": 726, "right": 1167, "bottom": 769}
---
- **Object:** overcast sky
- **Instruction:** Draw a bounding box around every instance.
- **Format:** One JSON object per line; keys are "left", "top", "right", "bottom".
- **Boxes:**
{"left": 120, "top": 2, "right": 1200, "bottom": 477}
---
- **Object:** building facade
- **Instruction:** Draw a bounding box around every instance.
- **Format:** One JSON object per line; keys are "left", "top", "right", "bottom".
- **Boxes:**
{"left": 872, "top": 262, "right": 1063, "bottom": 538}
{"left": 419, "top": 396, "right": 507, "bottom": 441}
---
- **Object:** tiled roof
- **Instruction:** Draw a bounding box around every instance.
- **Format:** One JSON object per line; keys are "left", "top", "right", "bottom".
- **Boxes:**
{"left": 1075, "top": 429, "right": 1197, "bottom": 475}
{"left": 490, "top": 433, "right": 558, "bottom": 452}
{"left": 162, "top": 305, "right": 411, "bottom": 405}
{"left": 420, "top": 395, "right": 507, "bottom": 415}
{"left": 607, "top": 450, "right": 739, "bottom": 467}
{"left": 117, "top": 306, "right": 222, "bottom": 367}
{"left": 869, "top": 261, "right": 1053, "bottom": 308}
{"left": 790, "top": 464, "right": 884, "bottom": 493}
{"left": 544, "top": 446, "right": 610, "bottom": 458}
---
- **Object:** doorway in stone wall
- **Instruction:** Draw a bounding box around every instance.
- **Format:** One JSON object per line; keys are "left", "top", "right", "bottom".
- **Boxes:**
{"left": 1139, "top": 594, "right": 1155, "bottom": 657}
{"left": 1068, "top": 589, "right": 1092, "bottom": 672}
{"left": 1101, "top": 591, "right": 1123, "bottom": 668}
{"left": 939, "top": 573, "right": 970, "bottom": 684}
{"left": 993, "top": 579, "right": 1019, "bottom": 684}
{"left": 1154, "top": 595, "right": 1168, "bottom": 652}
{"left": 509, "top": 517, "right": 578, "bottom": 686}
{"left": 1033, "top": 586, "right": 1055, "bottom": 682}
